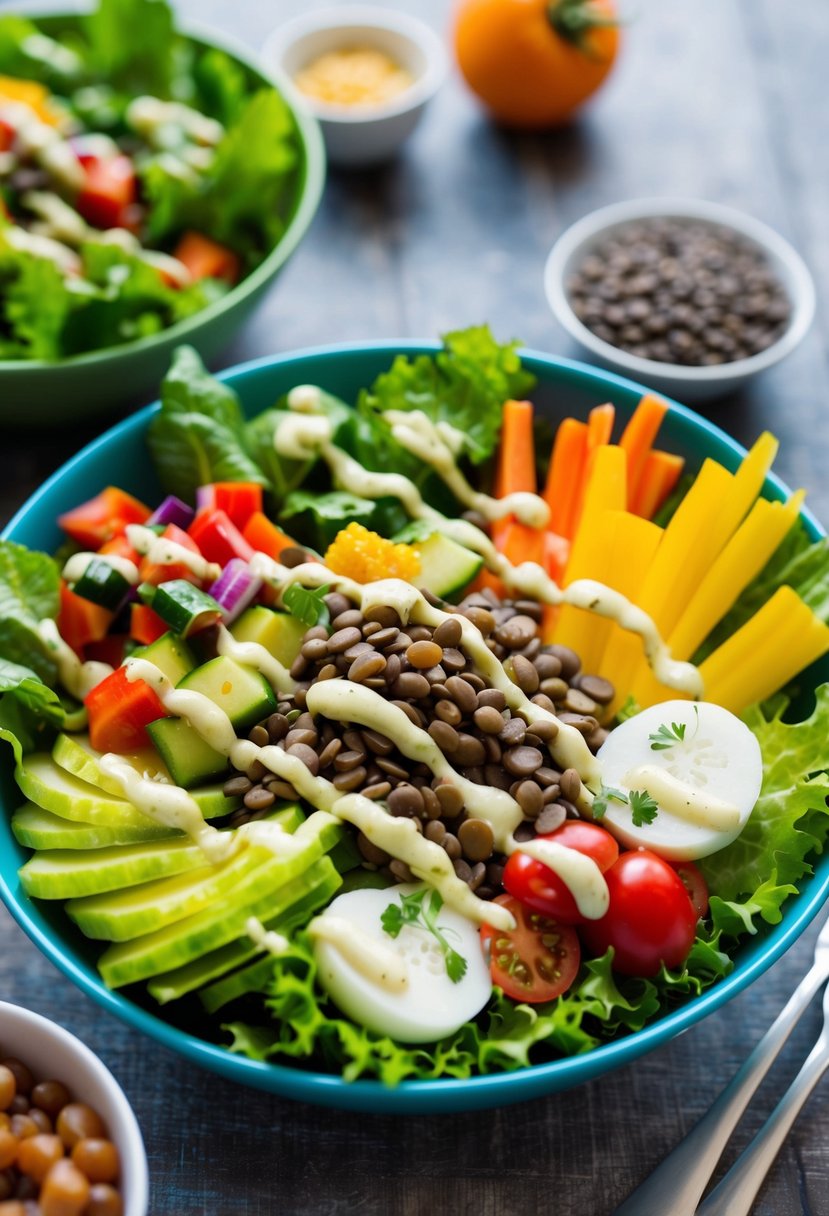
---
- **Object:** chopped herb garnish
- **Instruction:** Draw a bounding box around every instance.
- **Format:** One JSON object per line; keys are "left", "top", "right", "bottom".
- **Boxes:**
{"left": 381, "top": 888, "right": 467, "bottom": 983}
{"left": 592, "top": 785, "right": 659, "bottom": 827}
{"left": 630, "top": 788, "right": 660, "bottom": 826}
{"left": 282, "top": 582, "right": 331, "bottom": 629}
{"left": 591, "top": 785, "right": 629, "bottom": 820}
{"left": 648, "top": 705, "right": 698, "bottom": 751}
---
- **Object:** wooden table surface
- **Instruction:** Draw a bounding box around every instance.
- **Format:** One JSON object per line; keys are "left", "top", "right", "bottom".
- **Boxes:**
{"left": 2, "top": 2, "right": 829, "bottom": 1212}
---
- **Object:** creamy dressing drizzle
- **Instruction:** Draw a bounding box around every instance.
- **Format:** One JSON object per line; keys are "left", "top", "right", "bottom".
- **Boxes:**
{"left": 62, "top": 551, "right": 140, "bottom": 586}
{"left": 37, "top": 619, "right": 112, "bottom": 702}
{"left": 126, "top": 525, "right": 221, "bottom": 582}
{"left": 0, "top": 101, "right": 85, "bottom": 191}
{"left": 216, "top": 625, "right": 294, "bottom": 695}
{"left": 120, "top": 658, "right": 516, "bottom": 930}
{"left": 308, "top": 915, "right": 410, "bottom": 990}
{"left": 275, "top": 400, "right": 703, "bottom": 700}
{"left": 245, "top": 916, "right": 290, "bottom": 958}
{"left": 623, "top": 764, "right": 742, "bottom": 832}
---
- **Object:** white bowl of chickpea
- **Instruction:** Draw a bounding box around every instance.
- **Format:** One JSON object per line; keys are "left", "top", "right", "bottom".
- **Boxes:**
{"left": 0, "top": 1001, "right": 148, "bottom": 1216}
{"left": 263, "top": 6, "right": 447, "bottom": 167}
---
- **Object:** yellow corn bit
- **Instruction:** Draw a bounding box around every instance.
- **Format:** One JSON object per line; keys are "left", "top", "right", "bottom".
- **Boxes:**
{"left": 0, "top": 76, "right": 60, "bottom": 126}
{"left": 324, "top": 522, "right": 420, "bottom": 585}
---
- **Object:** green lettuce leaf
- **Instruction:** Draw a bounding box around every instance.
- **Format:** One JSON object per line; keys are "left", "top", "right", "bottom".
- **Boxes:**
{"left": 700, "top": 685, "right": 829, "bottom": 901}
{"left": 148, "top": 346, "right": 268, "bottom": 502}
{"left": 85, "top": 0, "right": 176, "bottom": 98}
{"left": 244, "top": 410, "right": 315, "bottom": 507}
{"left": 279, "top": 491, "right": 407, "bottom": 550}
{"left": 0, "top": 249, "right": 73, "bottom": 361}
{"left": 359, "top": 325, "right": 535, "bottom": 467}
{"left": 0, "top": 660, "right": 64, "bottom": 761}
{"left": 0, "top": 541, "right": 61, "bottom": 682}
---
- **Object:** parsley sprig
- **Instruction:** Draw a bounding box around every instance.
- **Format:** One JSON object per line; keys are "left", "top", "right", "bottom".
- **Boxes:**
{"left": 592, "top": 785, "right": 659, "bottom": 827}
{"left": 282, "top": 582, "right": 331, "bottom": 629}
{"left": 381, "top": 889, "right": 468, "bottom": 984}
{"left": 648, "top": 705, "right": 699, "bottom": 751}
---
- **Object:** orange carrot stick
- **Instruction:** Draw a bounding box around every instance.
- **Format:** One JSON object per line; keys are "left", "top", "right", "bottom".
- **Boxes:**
{"left": 544, "top": 418, "right": 588, "bottom": 539}
{"left": 632, "top": 450, "right": 685, "bottom": 519}
{"left": 619, "top": 393, "right": 669, "bottom": 508}
{"left": 587, "top": 402, "right": 615, "bottom": 451}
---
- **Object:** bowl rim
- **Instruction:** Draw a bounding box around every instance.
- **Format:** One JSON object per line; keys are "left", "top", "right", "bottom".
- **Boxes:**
{"left": 0, "top": 12, "right": 326, "bottom": 377}
{"left": 262, "top": 5, "right": 448, "bottom": 125}
{"left": 2, "top": 340, "right": 827, "bottom": 1113}
{"left": 544, "top": 196, "right": 816, "bottom": 385}
{"left": 0, "top": 998, "right": 149, "bottom": 1214}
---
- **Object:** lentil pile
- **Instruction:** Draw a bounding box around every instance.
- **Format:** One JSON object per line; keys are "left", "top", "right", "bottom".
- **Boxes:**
{"left": 567, "top": 217, "right": 791, "bottom": 366}
{"left": 225, "top": 587, "right": 614, "bottom": 898}
{"left": 0, "top": 1055, "right": 121, "bottom": 1216}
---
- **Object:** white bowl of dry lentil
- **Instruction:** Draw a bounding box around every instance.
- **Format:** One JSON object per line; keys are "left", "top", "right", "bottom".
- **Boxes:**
{"left": 0, "top": 1001, "right": 148, "bottom": 1215}
{"left": 544, "top": 197, "right": 816, "bottom": 404}
{"left": 262, "top": 6, "right": 447, "bottom": 167}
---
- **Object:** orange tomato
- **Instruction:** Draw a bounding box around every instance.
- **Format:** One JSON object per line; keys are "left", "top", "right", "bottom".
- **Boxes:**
{"left": 454, "top": 0, "right": 620, "bottom": 128}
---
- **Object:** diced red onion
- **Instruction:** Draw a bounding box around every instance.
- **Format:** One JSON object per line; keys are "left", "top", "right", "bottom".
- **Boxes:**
{"left": 195, "top": 485, "right": 215, "bottom": 513}
{"left": 208, "top": 559, "right": 262, "bottom": 625}
{"left": 148, "top": 495, "right": 195, "bottom": 530}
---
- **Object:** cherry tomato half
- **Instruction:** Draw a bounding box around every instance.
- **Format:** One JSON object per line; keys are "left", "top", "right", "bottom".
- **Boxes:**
{"left": 580, "top": 849, "right": 698, "bottom": 978}
{"left": 672, "top": 860, "right": 709, "bottom": 919}
{"left": 480, "top": 893, "right": 580, "bottom": 1003}
{"left": 502, "top": 821, "right": 619, "bottom": 924}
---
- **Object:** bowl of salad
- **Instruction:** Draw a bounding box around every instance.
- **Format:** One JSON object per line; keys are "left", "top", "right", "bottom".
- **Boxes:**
{"left": 0, "top": 328, "right": 828, "bottom": 1115}
{"left": 0, "top": 0, "right": 325, "bottom": 424}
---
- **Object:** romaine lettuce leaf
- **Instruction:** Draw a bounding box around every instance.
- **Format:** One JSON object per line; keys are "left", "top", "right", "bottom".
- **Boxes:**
{"left": 0, "top": 660, "right": 65, "bottom": 762}
{"left": 85, "top": 0, "right": 175, "bottom": 98}
{"left": 0, "top": 542, "right": 61, "bottom": 682}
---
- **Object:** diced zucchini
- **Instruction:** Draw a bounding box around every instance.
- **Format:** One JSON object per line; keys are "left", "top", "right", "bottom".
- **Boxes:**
{"left": 177, "top": 655, "right": 277, "bottom": 732}
{"left": 142, "top": 580, "right": 222, "bottom": 638}
{"left": 414, "top": 533, "right": 484, "bottom": 601}
{"left": 132, "top": 633, "right": 197, "bottom": 686}
{"left": 71, "top": 558, "right": 131, "bottom": 610}
{"left": 146, "top": 718, "right": 228, "bottom": 789}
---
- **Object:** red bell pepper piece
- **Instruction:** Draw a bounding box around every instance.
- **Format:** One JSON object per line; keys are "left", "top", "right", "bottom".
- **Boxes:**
{"left": 84, "top": 634, "right": 128, "bottom": 669}
{"left": 189, "top": 508, "right": 254, "bottom": 567}
{"left": 85, "top": 665, "right": 168, "bottom": 753}
{"left": 58, "top": 487, "right": 151, "bottom": 549}
{"left": 198, "top": 483, "right": 264, "bottom": 531}
{"left": 57, "top": 582, "right": 114, "bottom": 657}
{"left": 76, "top": 154, "right": 137, "bottom": 231}
{"left": 173, "top": 231, "right": 240, "bottom": 284}
{"left": 139, "top": 523, "right": 202, "bottom": 587}
{"left": 130, "top": 603, "right": 169, "bottom": 646}
{"left": 241, "top": 512, "right": 298, "bottom": 560}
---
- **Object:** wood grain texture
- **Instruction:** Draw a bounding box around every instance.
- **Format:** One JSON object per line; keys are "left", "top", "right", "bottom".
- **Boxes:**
{"left": 1, "top": 2, "right": 828, "bottom": 1213}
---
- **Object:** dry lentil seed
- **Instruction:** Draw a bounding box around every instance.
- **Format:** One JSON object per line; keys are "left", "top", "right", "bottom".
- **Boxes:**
{"left": 243, "top": 787, "right": 275, "bottom": 811}
{"left": 390, "top": 699, "right": 422, "bottom": 726}
{"left": 326, "top": 626, "right": 362, "bottom": 654}
{"left": 542, "top": 785, "right": 562, "bottom": 804}
{"left": 461, "top": 672, "right": 486, "bottom": 692}
{"left": 247, "top": 760, "right": 267, "bottom": 783}
{"left": 495, "top": 615, "right": 538, "bottom": 649}
{"left": 503, "top": 745, "right": 543, "bottom": 777}
{"left": 564, "top": 688, "right": 599, "bottom": 716}
{"left": 362, "top": 620, "right": 382, "bottom": 638}
{"left": 458, "top": 818, "right": 494, "bottom": 861}
{"left": 515, "top": 780, "right": 544, "bottom": 818}
{"left": 444, "top": 675, "right": 477, "bottom": 716}
{"left": 463, "top": 606, "right": 495, "bottom": 636}
{"left": 390, "top": 859, "right": 415, "bottom": 883}
{"left": 316, "top": 662, "right": 338, "bottom": 681}
{"left": 485, "top": 763, "right": 513, "bottom": 790}
{"left": 499, "top": 717, "right": 526, "bottom": 746}
{"left": 441, "top": 833, "right": 462, "bottom": 860}
{"left": 426, "top": 720, "right": 458, "bottom": 754}
{"left": 547, "top": 644, "right": 580, "bottom": 680}
{"left": 324, "top": 592, "right": 351, "bottom": 619}
{"left": 392, "top": 672, "right": 431, "bottom": 700}
{"left": 455, "top": 734, "right": 486, "bottom": 766}
{"left": 377, "top": 757, "right": 410, "bottom": 780}
{"left": 247, "top": 723, "right": 269, "bottom": 748}
{"left": 558, "top": 712, "right": 598, "bottom": 734}
{"left": 286, "top": 743, "right": 320, "bottom": 775}
{"left": 510, "top": 653, "right": 540, "bottom": 694}
{"left": 269, "top": 780, "right": 298, "bottom": 801}
{"left": 536, "top": 804, "right": 567, "bottom": 834}
{"left": 317, "top": 737, "right": 342, "bottom": 768}
{"left": 434, "top": 781, "right": 464, "bottom": 817}
{"left": 453, "top": 858, "right": 473, "bottom": 883}
{"left": 388, "top": 785, "right": 424, "bottom": 818}
{"left": 513, "top": 821, "right": 536, "bottom": 843}
{"left": 408, "top": 625, "right": 434, "bottom": 643}
{"left": 577, "top": 674, "right": 614, "bottom": 704}
{"left": 364, "top": 604, "right": 400, "bottom": 627}
{"left": 433, "top": 617, "right": 462, "bottom": 648}
{"left": 362, "top": 781, "right": 392, "bottom": 800}
{"left": 348, "top": 651, "right": 387, "bottom": 683}
{"left": 530, "top": 718, "right": 559, "bottom": 742}
{"left": 331, "top": 609, "right": 363, "bottom": 630}
{"left": 540, "top": 676, "right": 569, "bottom": 700}
{"left": 441, "top": 648, "right": 466, "bottom": 673}
{"left": 587, "top": 727, "right": 610, "bottom": 751}
{"left": 433, "top": 699, "right": 462, "bottom": 727}
{"left": 300, "top": 637, "right": 328, "bottom": 662}
{"left": 383, "top": 653, "right": 402, "bottom": 684}
{"left": 406, "top": 640, "right": 443, "bottom": 669}
{"left": 222, "top": 775, "right": 251, "bottom": 798}
{"left": 289, "top": 653, "right": 308, "bottom": 680}
{"left": 474, "top": 705, "right": 505, "bottom": 734}
{"left": 535, "top": 653, "right": 562, "bottom": 680}
{"left": 536, "top": 766, "right": 562, "bottom": 787}
{"left": 334, "top": 766, "right": 368, "bottom": 792}
{"left": 559, "top": 768, "right": 583, "bottom": 802}
{"left": 476, "top": 688, "right": 506, "bottom": 712}
{"left": 343, "top": 641, "right": 373, "bottom": 662}
{"left": 482, "top": 735, "right": 502, "bottom": 763}
{"left": 357, "top": 835, "right": 391, "bottom": 865}
{"left": 531, "top": 693, "right": 556, "bottom": 712}
{"left": 371, "top": 626, "right": 400, "bottom": 648}
{"left": 285, "top": 728, "right": 318, "bottom": 749}
{"left": 424, "top": 819, "right": 447, "bottom": 845}
{"left": 333, "top": 750, "right": 365, "bottom": 773}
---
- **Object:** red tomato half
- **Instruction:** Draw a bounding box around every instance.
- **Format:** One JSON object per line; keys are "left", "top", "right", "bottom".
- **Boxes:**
{"left": 580, "top": 850, "right": 698, "bottom": 978}
{"left": 502, "top": 821, "right": 619, "bottom": 924}
{"left": 672, "top": 860, "right": 709, "bottom": 919}
{"left": 480, "top": 894, "right": 580, "bottom": 1003}
{"left": 76, "top": 154, "right": 136, "bottom": 230}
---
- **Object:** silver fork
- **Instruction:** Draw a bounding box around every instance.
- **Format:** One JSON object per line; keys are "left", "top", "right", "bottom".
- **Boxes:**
{"left": 612, "top": 915, "right": 829, "bottom": 1216}
{"left": 697, "top": 978, "right": 829, "bottom": 1216}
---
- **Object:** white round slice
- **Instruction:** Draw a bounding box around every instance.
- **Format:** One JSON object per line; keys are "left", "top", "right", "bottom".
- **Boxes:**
{"left": 597, "top": 700, "right": 763, "bottom": 861}
{"left": 310, "top": 884, "right": 491, "bottom": 1043}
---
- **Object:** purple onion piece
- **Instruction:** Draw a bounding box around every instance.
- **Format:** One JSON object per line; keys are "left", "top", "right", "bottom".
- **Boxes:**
{"left": 208, "top": 558, "right": 262, "bottom": 625}
{"left": 195, "top": 485, "right": 215, "bottom": 514}
{"left": 148, "top": 495, "right": 195, "bottom": 530}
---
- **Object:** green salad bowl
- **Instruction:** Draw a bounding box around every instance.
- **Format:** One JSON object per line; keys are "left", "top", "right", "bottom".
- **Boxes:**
{"left": 1, "top": 343, "right": 827, "bottom": 1113}
{"left": 0, "top": 15, "right": 325, "bottom": 426}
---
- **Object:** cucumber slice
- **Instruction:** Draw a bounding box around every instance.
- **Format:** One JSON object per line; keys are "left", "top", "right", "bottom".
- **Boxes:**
{"left": 132, "top": 633, "right": 196, "bottom": 685}
{"left": 20, "top": 836, "right": 212, "bottom": 901}
{"left": 415, "top": 533, "right": 483, "bottom": 602}
{"left": 230, "top": 607, "right": 306, "bottom": 667}
{"left": 12, "top": 804, "right": 179, "bottom": 851}
{"left": 16, "top": 754, "right": 161, "bottom": 829}
{"left": 99, "top": 855, "right": 339, "bottom": 987}
{"left": 177, "top": 655, "right": 278, "bottom": 732}
{"left": 51, "top": 733, "right": 237, "bottom": 820}
{"left": 146, "top": 718, "right": 228, "bottom": 789}
{"left": 148, "top": 869, "right": 340, "bottom": 1006}
{"left": 67, "top": 806, "right": 304, "bottom": 940}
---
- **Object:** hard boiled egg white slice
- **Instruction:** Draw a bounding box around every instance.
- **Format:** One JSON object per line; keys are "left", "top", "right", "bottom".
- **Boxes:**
{"left": 310, "top": 885, "right": 492, "bottom": 1043}
{"left": 596, "top": 700, "right": 763, "bottom": 861}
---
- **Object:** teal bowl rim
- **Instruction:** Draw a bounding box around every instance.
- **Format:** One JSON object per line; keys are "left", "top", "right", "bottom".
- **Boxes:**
{"left": 0, "top": 13, "right": 327, "bottom": 377}
{"left": 2, "top": 342, "right": 826, "bottom": 1114}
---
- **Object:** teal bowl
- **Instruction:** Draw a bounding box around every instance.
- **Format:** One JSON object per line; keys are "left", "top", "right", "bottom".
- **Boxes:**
{"left": 2, "top": 344, "right": 827, "bottom": 1113}
{"left": 0, "top": 17, "right": 325, "bottom": 426}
